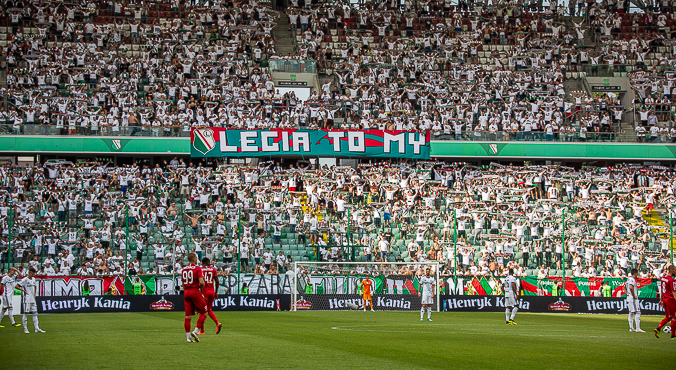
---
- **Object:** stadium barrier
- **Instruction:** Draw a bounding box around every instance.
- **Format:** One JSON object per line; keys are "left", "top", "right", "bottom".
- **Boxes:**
{"left": 35, "top": 294, "right": 292, "bottom": 314}
{"left": 440, "top": 295, "right": 663, "bottom": 315}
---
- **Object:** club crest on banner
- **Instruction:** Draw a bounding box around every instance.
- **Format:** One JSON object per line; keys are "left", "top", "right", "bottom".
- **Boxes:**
{"left": 193, "top": 128, "right": 217, "bottom": 155}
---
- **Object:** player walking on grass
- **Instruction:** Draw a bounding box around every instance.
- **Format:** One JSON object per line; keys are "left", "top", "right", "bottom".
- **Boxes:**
{"left": 626, "top": 268, "right": 644, "bottom": 332}
{"left": 504, "top": 269, "right": 519, "bottom": 325}
{"left": 182, "top": 253, "right": 208, "bottom": 343}
{"left": 199, "top": 258, "right": 223, "bottom": 335}
{"left": 15, "top": 268, "right": 45, "bottom": 334}
{"left": 361, "top": 277, "right": 374, "bottom": 312}
{"left": 0, "top": 267, "right": 22, "bottom": 328}
{"left": 654, "top": 265, "right": 676, "bottom": 340}
{"left": 419, "top": 268, "right": 435, "bottom": 321}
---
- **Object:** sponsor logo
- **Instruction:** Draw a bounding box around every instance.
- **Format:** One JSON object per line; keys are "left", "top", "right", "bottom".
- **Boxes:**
{"left": 149, "top": 296, "right": 175, "bottom": 310}
{"left": 193, "top": 128, "right": 217, "bottom": 155}
{"left": 213, "top": 296, "right": 237, "bottom": 309}
{"left": 94, "top": 297, "right": 131, "bottom": 309}
{"left": 495, "top": 297, "right": 530, "bottom": 310}
{"left": 41, "top": 298, "right": 90, "bottom": 312}
{"left": 444, "top": 297, "right": 531, "bottom": 310}
{"left": 375, "top": 296, "right": 412, "bottom": 309}
{"left": 445, "top": 297, "right": 493, "bottom": 310}
{"left": 296, "top": 297, "right": 313, "bottom": 310}
{"left": 212, "top": 296, "right": 276, "bottom": 309}
{"left": 585, "top": 299, "right": 661, "bottom": 313}
{"left": 239, "top": 296, "right": 275, "bottom": 308}
{"left": 40, "top": 297, "right": 131, "bottom": 311}
{"left": 548, "top": 299, "right": 571, "bottom": 312}
{"left": 328, "top": 298, "right": 365, "bottom": 310}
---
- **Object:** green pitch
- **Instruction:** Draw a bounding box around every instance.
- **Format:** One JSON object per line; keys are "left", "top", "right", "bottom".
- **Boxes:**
{"left": 1, "top": 312, "right": 675, "bottom": 369}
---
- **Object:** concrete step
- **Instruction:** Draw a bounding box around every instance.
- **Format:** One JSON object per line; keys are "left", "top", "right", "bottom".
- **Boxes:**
{"left": 272, "top": 14, "right": 295, "bottom": 56}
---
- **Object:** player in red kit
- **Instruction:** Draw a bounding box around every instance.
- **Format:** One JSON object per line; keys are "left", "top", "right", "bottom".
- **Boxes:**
{"left": 182, "top": 253, "right": 208, "bottom": 343}
{"left": 199, "top": 257, "right": 223, "bottom": 335}
{"left": 654, "top": 265, "right": 676, "bottom": 340}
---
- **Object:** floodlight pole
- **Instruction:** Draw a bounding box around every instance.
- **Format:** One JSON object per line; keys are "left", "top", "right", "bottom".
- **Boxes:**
{"left": 237, "top": 206, "right": 242, "bottom": 293}
{"left": 7, "top": 200, "right": 13, "bottom": 272}
{"left": 124, "top": 203, "right": 129, "bottom": 282}
{"left": 561, "top": 208, "right": 566, "bottom": 298}
{"left": 671, "top": 211, "right": 674, "bottom": 267}
{"left": 347, "top": 206, "right": 350, "bottom": 261}
{"left": 453, "top": 209, "right": 457, "bottom": 285}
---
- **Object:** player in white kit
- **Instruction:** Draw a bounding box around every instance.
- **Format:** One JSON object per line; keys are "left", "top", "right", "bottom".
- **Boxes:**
{"left": 0, "top": 267, "right": 22, "bottom": 328}
{"left": 504, "top": 269, "right": 519, "bottom": 325}
{"left": 626, "top": 268, "right": 643, "bottom": 332}
{"left": 419, "top": 268, "right": 436, "bottom": 322}
{"left": 16, "top": 268, "right": 45, "bottom": 334}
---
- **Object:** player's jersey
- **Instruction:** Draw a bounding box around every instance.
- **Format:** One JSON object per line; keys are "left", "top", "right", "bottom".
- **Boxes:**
{"left": 181, "top": 264, "right": 203, "bottom": 290}
{"left": 503, "top": 275, "right": 517, "bottom": 295}
{"left": 1, "top": 275, "right": 16, "bottom": 296}
{"left": 17, "top": 277, "right": 36, "bottom": 304}
{"left": 202, "top": 266, "right": 218, "bottom": 292}
{"left": 362, "top": 280, "right": 373, "bottom": 296}
{"left": 660, "top": 275, "right": 676, "bottom": 301}
{"left": 420, "top": 276, "right": 435, "bottom": 295}
{"left": 625, "top": 277, "right": 637, "bottom": 299}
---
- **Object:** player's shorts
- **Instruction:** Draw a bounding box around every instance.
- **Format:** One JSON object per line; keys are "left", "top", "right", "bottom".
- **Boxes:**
{"left": 421, "top": 293, "right": 433, "bottom": 305}
{"left": 363, "top": 295, "right": 371, "bottom": 301}
{"left": 2, "top": 294, "right": 12, "bottom": 308}
{"left": 184, "top": 289, "right": 207, "bottom": 316}
{"left": 664, "top": 299, "right": 676, "bottom": 319}
{"left": 504, "top": 293, "right": 517, "bottom": 307}
{"left": 627, "top": 298, "right": 640, "bottom": 313}
{"left": 23, "top": 302, "right": 37, "bottom": 314}
{"left": 203, "top": 289, "right": 216, "bottom": 312}
{"left": 647, "top": 203, "right": 654, "bottom": 210}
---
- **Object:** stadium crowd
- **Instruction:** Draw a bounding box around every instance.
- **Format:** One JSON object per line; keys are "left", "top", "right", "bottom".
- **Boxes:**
{"left": 1, "top": 0, "right": 676, "bottom": 141}
{"left": 0, "top": 158, "right": 674, "bottom": 281}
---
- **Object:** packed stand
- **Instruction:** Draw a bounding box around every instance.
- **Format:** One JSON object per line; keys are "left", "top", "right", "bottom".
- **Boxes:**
{"left": 0, "top": 0, "right": 289, "bottom": 136}
{"left": 283, "top": 0, "right": 676, "bottom": 141}
{"left": 0, "top": 158, "right": 673, "bottom": 281}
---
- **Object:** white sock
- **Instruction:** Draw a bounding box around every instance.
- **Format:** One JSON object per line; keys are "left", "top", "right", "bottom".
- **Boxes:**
{"left": 634, "top": 312, "right": 641, "bottom": 330}
{"left": 193, "top": 327, "right": 200, "bottom": 335}
{"left": 186, "top": 332, "right": 192, "bottom": 341}
{"left": 628, "top": 313, "right": 634, "bottom": 330}
{"left": 33, "top": 314, "right": 39, "bottom": 331}
{"left": 505, "top": 308, "right": 511, "bottom": 322}
{"left": 427, "top": 307, "right": 431, "bottom": 319}
{"left": 510, "top": 307, "right": 518, "bottom": 321}
{"left": 420, "top": 308, "right": 425, "bottom": 319}
{"left": 0, "top": 309, "right": 5, "bottom": 323}
{"left": 22, "top": 314, "right": 28, "bottom": 330}
{"left": 7, "top": 308, "right": 15, "bottom": 324}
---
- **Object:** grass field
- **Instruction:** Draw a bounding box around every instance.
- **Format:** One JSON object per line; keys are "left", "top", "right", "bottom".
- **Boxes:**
{"left": 1, "top": 311, "right": 675, "bottom": 369}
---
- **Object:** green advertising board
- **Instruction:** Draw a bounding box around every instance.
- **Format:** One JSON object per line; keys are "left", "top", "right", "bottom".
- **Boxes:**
{"left": 0, "top": 136, "right": 189, "bottom": 154}
{"left": 431, "top": 141, "right": 676, "bottom": 160}
{"left": 2, "top": 134, "right": 676, "bottom": 161}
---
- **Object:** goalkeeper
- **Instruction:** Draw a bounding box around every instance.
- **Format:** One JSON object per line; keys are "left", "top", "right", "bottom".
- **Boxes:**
{"left": 360, "top": 277, "right": 375, "bottom": 312}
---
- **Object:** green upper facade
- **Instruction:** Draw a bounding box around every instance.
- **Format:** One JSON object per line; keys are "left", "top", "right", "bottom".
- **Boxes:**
{"left": 1, "top": 135, "right": 675, "bottom": 161}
